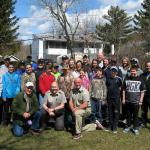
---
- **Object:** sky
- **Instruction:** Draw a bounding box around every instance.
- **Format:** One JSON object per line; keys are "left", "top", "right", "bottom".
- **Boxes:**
{"left": 14, "top": 0, "right": 143, "bottom": 42}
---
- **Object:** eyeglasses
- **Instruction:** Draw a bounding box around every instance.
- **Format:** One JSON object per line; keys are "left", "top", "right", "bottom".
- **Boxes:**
{"left": 27, "top": 87, "right": 33, "bottom": 90}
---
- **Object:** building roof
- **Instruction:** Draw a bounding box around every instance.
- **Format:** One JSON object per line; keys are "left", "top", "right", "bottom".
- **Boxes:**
{"left": 33, "top": 33, "right": 102, "bottom": 44}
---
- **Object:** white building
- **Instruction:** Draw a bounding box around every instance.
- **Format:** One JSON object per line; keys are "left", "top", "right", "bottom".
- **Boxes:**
{"left": 32, "top": 34, "right": 103, "bottom": 62}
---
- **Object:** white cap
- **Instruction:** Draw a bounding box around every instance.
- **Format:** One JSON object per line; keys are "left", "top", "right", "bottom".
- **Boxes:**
{"left": 25, "top": 82, "right": 34, "bottom": 87}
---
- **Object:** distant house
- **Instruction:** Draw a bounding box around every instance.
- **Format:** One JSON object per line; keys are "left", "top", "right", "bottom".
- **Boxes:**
{"left": 32, "top": 34, "right": 104, "bottom": 62}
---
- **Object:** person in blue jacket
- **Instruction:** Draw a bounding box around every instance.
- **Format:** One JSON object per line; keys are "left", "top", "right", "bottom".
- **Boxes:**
{"left": 2, "top": 62, "right": 21, "bottom": 126}
{"left": 16, "top": 61, "right": 26, "bottom": 77}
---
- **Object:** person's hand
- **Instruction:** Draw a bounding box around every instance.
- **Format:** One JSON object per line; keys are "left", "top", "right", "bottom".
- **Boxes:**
{"left": 122, "top": 100, "right": 125, "bottom": 105}
{"left": 23, "top": 112, "right": 30, "bottom": 119}
{"left": 3, "top": 98, "right": 6, "bottom": 102}
{"left": 139, "top": 102, "right": 142, "bottom": 106}
{"left": 48, "top": 111, "right": 55, "bottom": 116}
{"left": 73, "top": 108, "right": 78, "bottom": 112}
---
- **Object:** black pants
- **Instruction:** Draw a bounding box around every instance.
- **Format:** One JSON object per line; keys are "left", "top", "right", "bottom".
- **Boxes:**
{"left": 64, "top": 99, "right": 73, "bottom": 129}
{"left": 108, "top": 98, "right": 120, "bottom": 131}
{"left": 0, "top": 98, "right": 3, "bottom": 124}
{"left": 141, "top": 97, "right": 150, "bottom": 124}
{"left": 2, "top": 98, "right": 13, "bottom": 125}
{"left": 126, "top": 102, "right": 139, "bottom": 129}
{"left": 41, "top": 109, "right": 65, "bottom": 131}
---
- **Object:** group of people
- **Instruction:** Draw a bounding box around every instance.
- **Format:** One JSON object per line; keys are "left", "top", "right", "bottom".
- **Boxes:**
{"left": 0, "top": 53, "right": 149, "bottom": 140}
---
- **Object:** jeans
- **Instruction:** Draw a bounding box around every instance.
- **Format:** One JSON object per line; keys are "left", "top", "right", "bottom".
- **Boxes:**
{"left": 38, "top": 93, "right": 44, "bottom": 110}
{"left": 108, "top": 98, "right": 120, "bottom": 131}
{"left": 90, "top": 98, "right": 102, "bottom": 123}
{"left": 126, "top": 102, "right": 139, "bottom": 129}
{"left": 12, "top": 111, "right": 42, "bottom": 137}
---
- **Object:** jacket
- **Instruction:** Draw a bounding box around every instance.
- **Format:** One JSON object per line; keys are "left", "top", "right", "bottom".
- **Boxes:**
{"left": 39, "top": 72, "right": 55, "bottom": 95}
{"left": 2, "top": 72, "right": 21, "bottom": 99}
{"left": 12, "top": 91, "right": 38, "bottom": 125}
{"left": 90, "top": 77, "right": 107, "bottom": 101}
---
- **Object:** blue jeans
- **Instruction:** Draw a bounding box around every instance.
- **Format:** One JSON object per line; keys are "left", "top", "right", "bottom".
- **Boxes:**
{"left": 38, "top": 94, "right": 44, "bottom": 109}
{"left": 90, "top": 98, "right": 102, "bottom": 123}
{"left": 12, "top": 111, "right": 42, "bottom": 137}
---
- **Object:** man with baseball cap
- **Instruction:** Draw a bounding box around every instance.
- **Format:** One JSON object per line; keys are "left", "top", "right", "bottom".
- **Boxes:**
{"left": 12, "top": 82, "right": 41, "bottom": 137}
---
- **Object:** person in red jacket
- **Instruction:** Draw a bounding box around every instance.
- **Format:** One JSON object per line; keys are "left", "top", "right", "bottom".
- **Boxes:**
{"left": 38, "top": 65, "right": 55, "bottom": 109}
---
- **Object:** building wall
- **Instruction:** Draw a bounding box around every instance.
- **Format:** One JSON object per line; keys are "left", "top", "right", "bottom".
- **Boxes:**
{"left": 47, "top": 48, "right": 67, "bottom": 55}
{"left": 32, "top": 39, "right": 39, "bottom": 61}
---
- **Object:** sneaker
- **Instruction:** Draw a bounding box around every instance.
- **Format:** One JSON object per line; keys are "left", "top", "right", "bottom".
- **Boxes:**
{"left": 95, "top": 120, "right": 104, "bottom": 130}
{"left": 30, "top": 130, "right": 41, "bottom": 136}
{"left": 73, "top": 133, "right": 82, "bottom": 140}
{"left": 112, "top": 130, "right": 117, "bottom": 134}
{"left": 140, "top": 123, "right": 147, "bottom": 128}
{"left": 122, "top": 119, "right": 127, "bottom": 124}
{"left": 123, "top": 127, "right": 130, "bottom": 133}
{"left": 133, "top": 129, "right": 139, "bottom": 135}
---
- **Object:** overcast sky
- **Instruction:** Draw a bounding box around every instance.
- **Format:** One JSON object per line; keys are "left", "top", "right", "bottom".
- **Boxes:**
{"left": 15, "top": 0, "right": 143, "bottom": 42}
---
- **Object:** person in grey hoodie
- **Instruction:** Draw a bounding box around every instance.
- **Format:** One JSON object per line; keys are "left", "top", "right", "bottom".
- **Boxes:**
{"left": 90, "top": 67, "right": 107, "bottom": 129}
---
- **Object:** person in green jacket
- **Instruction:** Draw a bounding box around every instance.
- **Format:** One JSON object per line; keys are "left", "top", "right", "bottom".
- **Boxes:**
{"left": 12, "top": 82, "right": 41, "bottom": 137}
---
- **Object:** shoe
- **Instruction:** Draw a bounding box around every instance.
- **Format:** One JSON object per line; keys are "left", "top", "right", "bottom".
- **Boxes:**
{"left": 30, "top": 129, "right": 41, "bottom": 136}
{"left": 140, "top": 123, "right": 147, "bottom": 128}
{"left": 123, "top": 127, "right": 130, "bottom": 133}
{"left": 103, "top": 128, "right": 109, "bottom": 132}
{"left": 122, "top": 119, "right": 127, "bottom": 124}
{"left": 112, "top": 130, "right": 117, "bottom": 134}
{"left": 95, "top": 120, "right": 104, "bottom": 130}
{"left": 73, "top": 133, "right": 82, "bottom": 140}
{"left": 133, "top": 129, "right": 139, "bottom": 135}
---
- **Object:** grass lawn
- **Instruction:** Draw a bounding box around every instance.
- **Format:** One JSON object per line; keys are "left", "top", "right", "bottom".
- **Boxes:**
{"left": 0, "top": 124, "right": 150, "bottom": 150}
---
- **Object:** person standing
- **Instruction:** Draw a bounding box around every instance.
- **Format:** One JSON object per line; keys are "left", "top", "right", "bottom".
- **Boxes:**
{"left": 38, "top": 65, "right": 55, "bottom": 109}
{"left": 58, "top": 65, "right": 74, "bottom": 129}
{"left": 123, "top": 67, "right": 145, "bottom": 135}
{"left": 2, "top": 63, "right": 21, "bottom": 126}
{"left": 0, "top": 57, "right": 8, "bottom": 124}
{"left": 106, "top": 67, "right": 122, "bottom": 133}
{"left": 97, "top": 52, "right": 104, "bottom": 68}
{"left": 90, "top": 67, "right": 107, "bottom": 129}
{"left": 140, "top": 61, "right": 150, "bottom": 127}
{"left": 21, "top": 63, "right": 36, "bottom": 91}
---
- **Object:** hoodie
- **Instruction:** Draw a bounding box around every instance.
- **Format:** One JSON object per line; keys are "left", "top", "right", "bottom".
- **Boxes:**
{"left": 2, "top": 72, "right": 21, "bottom": 99}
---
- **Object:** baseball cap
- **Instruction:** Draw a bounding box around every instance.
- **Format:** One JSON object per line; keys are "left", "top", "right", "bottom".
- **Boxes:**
{"left": 38, "top": 59, "right": 44, "bottom": 64}
{"left": 83, "top": 55, "right": 88, "bottom": 59}
{"left": 110, "top": 66, "right": 118, "bottom": 73}
{"left": 25, "top": 82, "right": 34, "bottom": 87}
{"left": 4, "top": 55, "right": 10, "bottom": 60}
{"left": 131, "top": 58, "right": 139, "bottom": 64}
{"left": 62, "top": 55, "right": 69, "bottom": 60}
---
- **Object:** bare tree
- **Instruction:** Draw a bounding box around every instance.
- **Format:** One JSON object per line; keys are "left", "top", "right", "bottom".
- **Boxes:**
{"left": 38, "top": 0, "right": 81, "bottom": 56}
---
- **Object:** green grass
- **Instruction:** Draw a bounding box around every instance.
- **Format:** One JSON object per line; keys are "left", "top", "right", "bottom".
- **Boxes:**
{"left": 0, "top": 125, "right": 150, "bottom": 150}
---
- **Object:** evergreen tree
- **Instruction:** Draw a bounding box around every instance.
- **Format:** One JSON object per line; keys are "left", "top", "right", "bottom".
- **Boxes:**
{"left": 96, "top": 6, "right": 133, "bottom": 54}
{"left": 134, "top": 0, "right": 150, "bottom": 52}
{"left": 0, "top": 0, "right": 19, "bottom": 54}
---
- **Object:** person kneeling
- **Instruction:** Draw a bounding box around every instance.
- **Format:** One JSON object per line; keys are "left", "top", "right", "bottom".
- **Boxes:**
{"left": 41, "top": 82, "right": 66, "bottom": 131}
{"left": 12, "top": 82, "right": 41, "bottom": 137}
